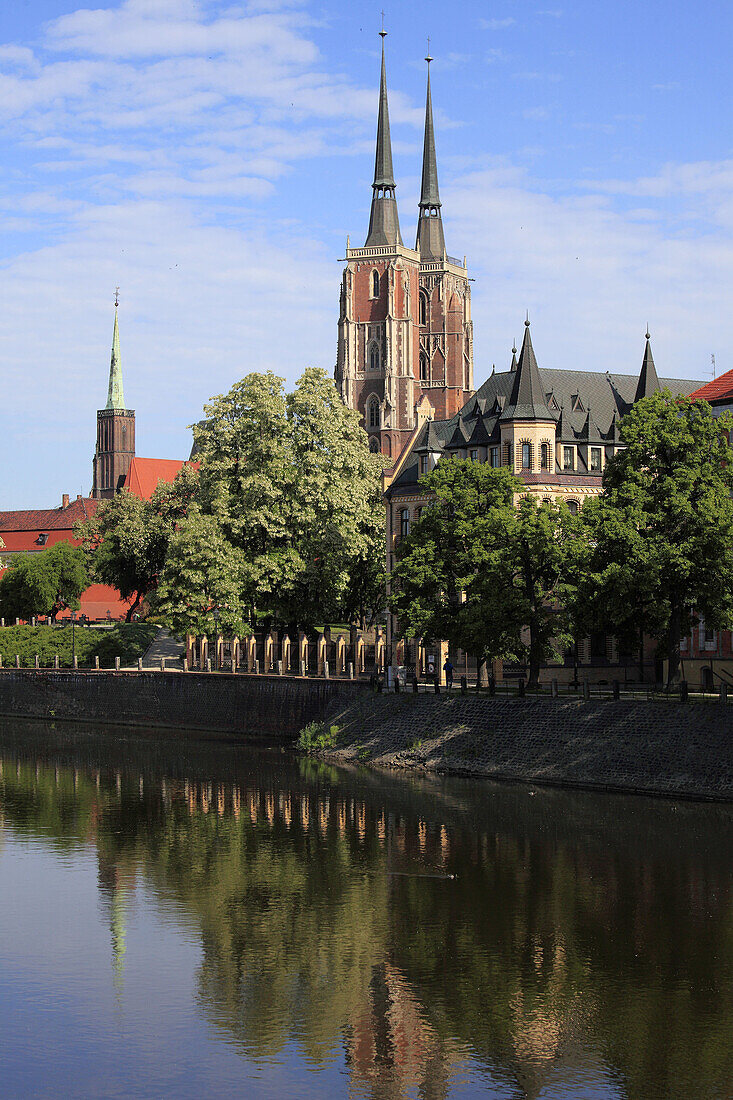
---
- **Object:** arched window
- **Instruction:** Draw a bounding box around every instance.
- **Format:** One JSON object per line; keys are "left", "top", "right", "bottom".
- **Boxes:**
{"left": 367, "top": 398, "right": 380, "bottom": 429}
{"left": 420, "top": 351, "right": 429, "bottom": 381}
{"left": 540, "top": 442, "right": 551, "bottom": 470}
{"left": 369, "top": 437, "right": 379, "bottom": 453}
{"left": 369, "top": 342, "right": 380, "bottom": 371}
{"left": 566, "top": 499, "right": 579, "bottom": 515}
{"left": 419, "top": 291, "right": 428, "bottom": 326}
{"left": 521, "top": 441, "right": 532, "bottom": 470}
{"left": 371, "top": 269, "right": 380, "bottom": 298}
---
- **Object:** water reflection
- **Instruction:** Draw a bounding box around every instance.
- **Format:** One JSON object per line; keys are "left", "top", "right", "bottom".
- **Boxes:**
{"left": 0, "top": 719, "right": 731, "bottom": 1099}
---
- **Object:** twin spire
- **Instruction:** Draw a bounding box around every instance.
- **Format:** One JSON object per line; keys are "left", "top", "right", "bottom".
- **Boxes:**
{"left": 364, "top": 32, "right": 446, "bottom": 258}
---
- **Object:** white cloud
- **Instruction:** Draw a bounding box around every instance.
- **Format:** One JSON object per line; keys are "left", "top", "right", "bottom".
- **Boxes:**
{"left": 480, "top": 18, "right": 515, "bottom": 30}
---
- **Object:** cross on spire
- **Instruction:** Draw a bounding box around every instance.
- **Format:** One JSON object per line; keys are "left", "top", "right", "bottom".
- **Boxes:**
{"left": 114, "top": 286, "right": 119, "bottom": 308}
{"left": 380, "top": 10, "right": 386, "bottom": 36}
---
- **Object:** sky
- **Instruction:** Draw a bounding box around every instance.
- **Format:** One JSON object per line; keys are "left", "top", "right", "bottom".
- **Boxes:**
{"left": 2, "top": 0, "right": 733, "bottom": 509}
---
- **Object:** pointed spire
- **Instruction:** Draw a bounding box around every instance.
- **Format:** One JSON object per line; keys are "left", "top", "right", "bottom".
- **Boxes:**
{"left": 510, "top": 342, "right": 518, "bottom": 372}
{"left": 365, "top": 30, "right": 402, "bottom": 247}
{"left": 635, "top": 329, "right": 660, "bottom": 402}
{"left": 106, "top": 290, "right": 125, "bottom": 411}
{"left": 416, "top": 49, "right": 446, "bottom": 260}
{"left": 501, "top": 318, "right": 554, "bottom": 421}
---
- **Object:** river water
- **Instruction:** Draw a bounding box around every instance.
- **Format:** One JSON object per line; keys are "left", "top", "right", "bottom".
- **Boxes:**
{"left": 0, "top": 720, "right": 730, "bottom": 1100}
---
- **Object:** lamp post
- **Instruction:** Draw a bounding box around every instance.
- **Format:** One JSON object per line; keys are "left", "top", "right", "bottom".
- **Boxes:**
{"left": 213, "top": 607, "right": 220, "bottom": 670}
{"left": 70, "top": 610, "right": 76, "bottom": 668}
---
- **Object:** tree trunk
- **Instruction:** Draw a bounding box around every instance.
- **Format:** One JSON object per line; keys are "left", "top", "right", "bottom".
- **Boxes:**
{"left": 638, "top": 623, "right": 645, "bottom": 683}
{"left": 476, "top": 655, "right": 489, "bottom": 688}
{"left": 125, "top": 592, "right": 142, "bottom": 623}
{"left": 527, "top": 619, "right": 541, "bottom": 688}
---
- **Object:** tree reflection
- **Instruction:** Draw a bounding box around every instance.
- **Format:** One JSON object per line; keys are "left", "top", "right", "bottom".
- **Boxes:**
{"left": 0, "top": 736, "right": 731, "bottom": 1100}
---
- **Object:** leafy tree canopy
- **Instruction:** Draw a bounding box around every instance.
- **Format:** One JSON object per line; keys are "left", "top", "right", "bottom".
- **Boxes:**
{"left": 576, "top": 391, "right": 733, "bottom": 684}
{"left": 75, "top": 464, "right": 199, "bottom": 622}
{"left": 0, "top": 541, "right": 88, "bottom": 622}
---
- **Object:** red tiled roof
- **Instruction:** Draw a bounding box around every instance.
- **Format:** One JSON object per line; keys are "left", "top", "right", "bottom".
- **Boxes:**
{"left": 689, "top": 368, "right": 733, "bottom": 402}
{"left": 0, "top": 496, "right": 100, "bottom": 533}
{"left": 123, "top": 457, "right": 198, "bottom": 500}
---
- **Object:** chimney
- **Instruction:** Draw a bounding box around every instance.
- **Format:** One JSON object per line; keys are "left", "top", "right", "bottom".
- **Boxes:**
{"left": 76, "top": 494, "right": 82, "bottom": 501}
{"left": 62, "top": 494, "right": 70, "bottom": 509}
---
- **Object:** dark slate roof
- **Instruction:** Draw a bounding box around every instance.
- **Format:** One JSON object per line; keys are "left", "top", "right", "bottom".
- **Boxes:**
{"left": 373, "top": 38, "right": 395, "bottom": 189}
{"left": 635, "top": 334, "right": 660, "bottom": 402}
{"left": 388, "top": 354, "right": 700, "bottom": 494}
{"left": 500, "top": 322, "right": 554, "bottom": 421}
{"left": 418, "top": 62, "right": 440, "bottom": 208}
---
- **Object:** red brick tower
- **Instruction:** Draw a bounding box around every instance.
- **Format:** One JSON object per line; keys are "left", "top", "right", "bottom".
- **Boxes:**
{"left": 335, "top": 42, "right": 473, "bottom": 461}
{"left": 92, "top": 296, "right": 135, "bottom": 499}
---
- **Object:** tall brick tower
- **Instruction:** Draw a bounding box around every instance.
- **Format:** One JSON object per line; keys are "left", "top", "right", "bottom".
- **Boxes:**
{"left": 335, "top": 40, "right": 473, "bottom": 461}
{"left": 92, "top": 294, "right": 135, "bottom": 498}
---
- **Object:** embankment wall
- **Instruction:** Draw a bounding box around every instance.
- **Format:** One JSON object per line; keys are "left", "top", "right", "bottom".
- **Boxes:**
{"left": 0, "top": 670, "right": 368, "bottom": 739}
{"left": 321, "top": 693, "right": 733, "bottom": 800}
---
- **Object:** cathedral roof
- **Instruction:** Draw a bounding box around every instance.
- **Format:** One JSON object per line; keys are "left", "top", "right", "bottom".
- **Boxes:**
{"left": 122, "top": 458, "right": 199, "bottom": 501}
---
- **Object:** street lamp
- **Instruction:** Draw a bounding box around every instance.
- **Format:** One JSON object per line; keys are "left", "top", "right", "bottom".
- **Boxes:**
{"left": 70, "top": 610, "right": 76, "bottom": 668}
{"left": 213, "top": 607, "right": 220, "bottom": 670}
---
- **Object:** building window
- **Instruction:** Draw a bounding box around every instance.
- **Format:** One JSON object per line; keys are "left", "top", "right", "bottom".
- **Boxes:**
{"left": 369, "top": 437, "right": 379, "bottom": 453}
{"left": 416, "top": 506, "right": 423, "bottom": 522}
{"left": 368, "top": 399, "right": 380, "bottom": 429}
{"left": 590, "top": 446, "right": 602, "bottom": 472}
{"left": 399, "top": 509, "right": 410, "bottom": 539}
{"left": 371, "top": 270, "right": 380, "bottom": 298}
{"left": 420, "top": 454, "right": 429, "bottom": 475}
{"left": 490, "top": 446, "right": 499, "bottom": 467}
{"left": 470, "top": 448, "right": 478, "bottom": 462}
{"left": 369, "top": 342, "right": 380, "bottom": 371}
{"left": 521, "top": 442, "right": 532, "bottom": 469}
{"left": 419, "top": 291, "right": 428, "bottom": 326}
{"left": 420, "top": 352, "right": 429, "bottom": 381}
{"left": 540, "top": 442, "right": 551, "bottom": 470}
{"left": 566, "top": 499, "right": 579, "bottom": 515}
{"left": 563, "top": 446, "right": 575, "bottom": 471}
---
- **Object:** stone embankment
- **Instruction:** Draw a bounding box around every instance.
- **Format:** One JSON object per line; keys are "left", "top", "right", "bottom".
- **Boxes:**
{"left": 319, "top": 692, "right": 733, "bottom": 800}
{"left": 0, "top": 670, "right": 368, "bottom": 738}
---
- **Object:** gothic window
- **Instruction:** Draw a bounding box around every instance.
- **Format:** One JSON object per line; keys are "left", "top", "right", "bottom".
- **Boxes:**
{"left": 419, "top": 291, "right": 428, "bottom": 326}
{"left": 521, "top": 442, "right": 532, "bottom": 470}
{"left": 367, "top": 398, "right": 380, "bottom": 429}
{"left": 369, "top": 437, "right": 379, "bottom": 453}
{"left": 369, "top": 342, "right": 380, "bottom": 371}
{"left": 420, "top": 352, "right": 429, "bottom": 381}
{"left": 371, "top": 269, "right": 380, "bottom": 298}
{"left": 540, "top": 442, "right": 551, "bottom": 470}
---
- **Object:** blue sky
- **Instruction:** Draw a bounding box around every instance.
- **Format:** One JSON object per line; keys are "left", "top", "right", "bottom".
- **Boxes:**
{"left": 2, "top": 0, "right": 733, "bottom": 508}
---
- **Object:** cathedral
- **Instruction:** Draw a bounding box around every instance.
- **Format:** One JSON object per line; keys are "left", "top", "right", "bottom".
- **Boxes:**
{"left": 335, "top": 34, "right": 474, "bottom": 460}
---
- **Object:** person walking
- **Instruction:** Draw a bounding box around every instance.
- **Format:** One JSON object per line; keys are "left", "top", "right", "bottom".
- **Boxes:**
{"left": 443, "top": 658, "right": 454, "bottom": 691}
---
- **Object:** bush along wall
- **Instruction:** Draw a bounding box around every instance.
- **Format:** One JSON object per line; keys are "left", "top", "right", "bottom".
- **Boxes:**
{"left": 0, "top": 624, "right": 159, "bottom": 669}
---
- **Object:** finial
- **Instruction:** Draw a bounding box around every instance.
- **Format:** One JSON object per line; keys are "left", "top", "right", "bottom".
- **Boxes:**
{"left": 114, "top": 286, "right": 119, "bottom": 308}
{"left": 512, "top": 341, "right": 517, "bottom": 354}
{"left": 379, "top": 10, "right": 386, "bottom": 38}
{"left": 645, "top": 326, "right": 650, "bottom": 340}
{"left": 425, "top": 36, "right": 432, "bottom": 64}
{"left": 525, "top": 310, "right": 530, "bottom": 327}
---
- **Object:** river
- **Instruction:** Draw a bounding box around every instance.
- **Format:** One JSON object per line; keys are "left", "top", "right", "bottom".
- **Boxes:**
{"left": 0, "top": 718, "right": 730, "bottom": 1099}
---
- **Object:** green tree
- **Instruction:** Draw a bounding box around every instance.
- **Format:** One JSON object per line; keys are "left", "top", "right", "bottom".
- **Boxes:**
{"left": 0, "top": 541, "right": 88, "bottom": 622}
{"left": 191, "top": 368, "right": 385, "bottom": 632}
{"left": 153, "top": 508, "right": 250, "bottom": 637}
{"left": 580, "top": 392, "right": 733, "bottom": 685}
{"left": 391, "top": 458, "right": 583, "bottom": 685}
{"left": 75, "top": 465, "right": 199, "bottom": 622}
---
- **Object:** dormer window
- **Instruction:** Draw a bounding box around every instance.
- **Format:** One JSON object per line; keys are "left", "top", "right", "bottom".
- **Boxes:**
{"left": 563, "top": 446, "right": 575, "bottom": 471}
{"left": 571, "top": 394, "right": 584, "bottom": 412}
{"left": 36, "top": 533, "right": 48, "bottom": 545}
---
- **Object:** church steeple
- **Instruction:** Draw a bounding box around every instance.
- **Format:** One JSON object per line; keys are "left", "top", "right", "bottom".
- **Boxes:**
{"left": 364, "top": 31, "right": 403, "bottom": 248}
{"left": 106, "top": 290, "right": 125, "bottom": 411}
{"left": 416, "top": 51, "right": 446, "bottom": 261}
{"left": 634, "top": 329, "right": 660, "bottom": 402}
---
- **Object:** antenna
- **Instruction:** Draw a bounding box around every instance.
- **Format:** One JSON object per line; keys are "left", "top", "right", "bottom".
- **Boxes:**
{"left": 712, "top": 353, "right": 716, "bottom": 379}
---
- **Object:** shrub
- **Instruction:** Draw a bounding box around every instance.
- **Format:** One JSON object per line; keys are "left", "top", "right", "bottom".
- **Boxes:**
{"left": 0, "top": 623, "right": 159, "bottom": 668}
{"left": 297, "top": 720, "right": 341, "bottom": 753}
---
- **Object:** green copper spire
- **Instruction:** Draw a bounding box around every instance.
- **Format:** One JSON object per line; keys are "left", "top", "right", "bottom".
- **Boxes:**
{"left": 106, "top": 291, "right": 125, "bottom": 410}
